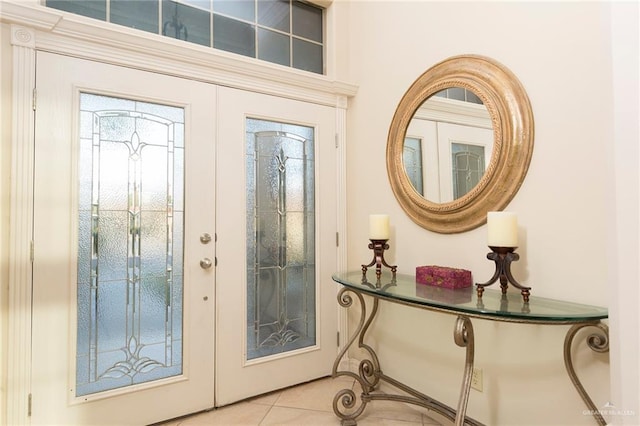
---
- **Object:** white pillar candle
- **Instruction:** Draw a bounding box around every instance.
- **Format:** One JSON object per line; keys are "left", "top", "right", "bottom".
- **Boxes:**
{"left": 369, "top": 214, "right": 390, "bottom": 240}
{"left": 487, "top": 211, "right": 518, "bottom": 247}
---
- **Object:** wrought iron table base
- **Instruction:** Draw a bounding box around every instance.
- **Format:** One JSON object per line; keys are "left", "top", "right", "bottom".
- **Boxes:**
{"left": 331, "top": 287, "right": 481, "bottom": 426}
{"left": 331, "top": 287, "right": 609, "bottom": 426}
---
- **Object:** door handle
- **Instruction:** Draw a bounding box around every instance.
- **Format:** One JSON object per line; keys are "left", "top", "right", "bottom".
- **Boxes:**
{"left": 200, "top": 258, "right": 213, "bottom": 269}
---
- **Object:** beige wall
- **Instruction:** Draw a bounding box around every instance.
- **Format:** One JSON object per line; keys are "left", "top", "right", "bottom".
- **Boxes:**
{"left": 341, "top": 1, "right": 636, "bottom": 425}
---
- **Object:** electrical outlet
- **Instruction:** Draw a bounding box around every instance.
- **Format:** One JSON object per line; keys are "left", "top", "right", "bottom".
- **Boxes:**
{"left": 471, "top": 368, "right": 483, "bottom": 392}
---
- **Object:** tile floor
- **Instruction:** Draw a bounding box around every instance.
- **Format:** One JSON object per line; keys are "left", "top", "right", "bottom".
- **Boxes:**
{"left": 157, "top": 376, "right": 448, "bottom": 426}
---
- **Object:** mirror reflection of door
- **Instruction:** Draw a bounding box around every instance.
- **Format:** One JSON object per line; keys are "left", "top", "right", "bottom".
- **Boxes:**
{"left": 403, "top": 137, "right": 424, "bottom": 195}
{"left": 403, "top": 89, "right": 493, "bottom": 203}
{"left": 437, "top": 123, "right": 493, "bottom": 202}
{"left": 452, "top": 142, "right": 486, "bottom": 199}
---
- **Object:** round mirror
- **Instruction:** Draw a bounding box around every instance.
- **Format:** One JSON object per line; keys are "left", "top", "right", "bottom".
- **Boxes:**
{"left": 404, "top": 88, "right": 493, "bottom": 203}
{"left": 387, "top": 55, "right": 534, "bottom": 233}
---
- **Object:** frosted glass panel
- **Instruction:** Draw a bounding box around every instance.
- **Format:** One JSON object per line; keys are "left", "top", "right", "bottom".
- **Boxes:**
{"left": 452, "top": 142, "right": 485, "bottom": 199}
{"left": 246, "top": 119, "right": 316, "bottom": 360}
{"left": 76, "top": 93, "right": 184, "bottom": 396}
{"left": 403, "top": 137, "right": 423, "bottom": 195}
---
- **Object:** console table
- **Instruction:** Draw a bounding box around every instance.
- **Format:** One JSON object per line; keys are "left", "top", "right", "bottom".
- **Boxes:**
{"left": 331, "top": 270, "right": 609, "bottom": 426}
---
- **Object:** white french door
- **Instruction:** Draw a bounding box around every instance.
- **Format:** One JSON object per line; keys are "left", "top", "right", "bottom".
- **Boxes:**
{"left": 436, "top": 122, "right": 493, "bottom": 202}
{"left": 31, "top": 52, "right": 217, "bottom": 425}
{"left": 215, "top": 87, "right": 338, "bottom": 405}
{"left": 30, "top": 51, "right": 340, "bottom": 423}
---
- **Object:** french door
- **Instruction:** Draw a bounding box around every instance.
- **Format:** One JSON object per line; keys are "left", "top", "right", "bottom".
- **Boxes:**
{"left": 31, "top": 51, "right": 339, "bottom": 423}
{"left": 215, "top": 87, "right": 338, "bottom": 405}
{"left": 31, "top": 52, "right": 217, "bottom": 425}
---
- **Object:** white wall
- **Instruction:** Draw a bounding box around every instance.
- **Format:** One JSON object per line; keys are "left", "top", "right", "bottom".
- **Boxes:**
{"left": 341, "top": 1, "right": 637, "bottom": 425}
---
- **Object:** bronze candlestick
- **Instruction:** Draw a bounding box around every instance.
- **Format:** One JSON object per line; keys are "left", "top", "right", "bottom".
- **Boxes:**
{"left": 476, "top": 246, "right": 531, "bottom": 302}
{"left": 362, "top": 239, "right": 397, "bottom": 279}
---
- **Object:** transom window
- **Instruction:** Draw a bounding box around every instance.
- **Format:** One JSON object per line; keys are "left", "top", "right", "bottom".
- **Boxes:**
{"left": 44, "top": 0, "right": 325, "bottom": 74}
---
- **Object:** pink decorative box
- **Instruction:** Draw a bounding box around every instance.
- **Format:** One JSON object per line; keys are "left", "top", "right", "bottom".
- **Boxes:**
{"left": 416, "top": 265, "right": 472, "bottom": 289}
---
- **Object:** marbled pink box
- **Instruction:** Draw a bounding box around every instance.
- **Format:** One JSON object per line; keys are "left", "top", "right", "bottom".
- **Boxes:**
{"left": 416, "top": 265, "right": 472, "bottom": 289}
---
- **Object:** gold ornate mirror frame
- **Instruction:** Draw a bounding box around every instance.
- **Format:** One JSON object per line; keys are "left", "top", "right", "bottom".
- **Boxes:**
{"left": 386, "top": 55, "right": 534, "bottom": 233}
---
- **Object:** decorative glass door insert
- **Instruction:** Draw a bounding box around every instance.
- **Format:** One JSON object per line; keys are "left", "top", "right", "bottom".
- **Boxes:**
{"left": 403, "top": 136, "right": 424, "bottom": 196}
{"left": 76, "top": 92, "right": 185, "bottom": 396}
{"left": 245, "top": 118, "right": 315, "bottom": 361}
{"left": 451, "top": 142, "right": 485, "bottom": 200}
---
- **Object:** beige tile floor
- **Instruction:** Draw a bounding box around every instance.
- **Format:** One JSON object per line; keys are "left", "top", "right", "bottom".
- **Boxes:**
{"left": 156, "top": 376, "right": 447, "bottom": 426}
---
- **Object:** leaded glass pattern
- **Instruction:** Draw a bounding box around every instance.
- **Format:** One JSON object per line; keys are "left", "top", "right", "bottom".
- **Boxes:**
{"left": 403, "top": 137, "right": 423, "bottom": 196}
{"left": 246, "top": 118, "right": 316, "bottom": 360}
{"left": 45, "top": 0, "right": 325, "bottom": 74}
{"left": 452, "top": 142, "right": 485, "bottom": 200}
{"left": 76, "top": 93, "right": 184, "bottom": 396}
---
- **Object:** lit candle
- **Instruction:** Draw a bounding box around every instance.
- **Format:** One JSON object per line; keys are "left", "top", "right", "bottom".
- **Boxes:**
{"left": 369, "top": 214, "right": 390, "bottom": 240}
{"left": 487, "top": 211, "right": 518, "bottom": 247}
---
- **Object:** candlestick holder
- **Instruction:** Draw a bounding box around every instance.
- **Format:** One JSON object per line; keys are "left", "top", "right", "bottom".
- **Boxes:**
{"left": 362, "top": 239, "right": 397, "bottom": 279}
{"left": 476, "top": 246, "right": 531, "bottom": 302}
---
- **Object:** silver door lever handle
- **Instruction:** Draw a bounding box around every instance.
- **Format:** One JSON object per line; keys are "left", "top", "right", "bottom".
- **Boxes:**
{"left": 200, "top": 258, "right": 213, "bottom": 269}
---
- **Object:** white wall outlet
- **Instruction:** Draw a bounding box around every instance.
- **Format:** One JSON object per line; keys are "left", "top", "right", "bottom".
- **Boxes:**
{"left": 471, "top": 368, "right": 483, "bottom": 392}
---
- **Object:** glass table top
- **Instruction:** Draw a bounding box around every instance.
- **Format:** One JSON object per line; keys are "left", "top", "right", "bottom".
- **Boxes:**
{"left": 332, "top": 270, "right": 608, "bottom": 323}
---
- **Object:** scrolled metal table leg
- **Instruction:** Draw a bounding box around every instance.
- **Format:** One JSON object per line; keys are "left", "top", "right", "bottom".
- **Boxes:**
{"left": 332, "top": 287, "right": 381, "bottom": 425}
{"left": 454, "top": 315, "right": 475, "bottom": 426}
{"left": 563, "top": 322, "right": 609, "bottom": 426}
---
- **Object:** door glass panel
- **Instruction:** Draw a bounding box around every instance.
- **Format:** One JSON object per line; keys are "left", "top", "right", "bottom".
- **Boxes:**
{"left": 76, "top": 93, "right": 184, "bottom": 396}
{"left": 451, "top": 142, "right": 485, "bottom": 199}
{"left": 403, "top": 137, "right": 424, "bottom": 196}
{"left": 246, "top": 118, "right": 315, "bottom": 360}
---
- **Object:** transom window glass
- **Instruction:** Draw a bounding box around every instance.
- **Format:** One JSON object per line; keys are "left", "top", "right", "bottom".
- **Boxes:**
{"left": 44, "top": 0, "right": 325, "bottom": 74}
{"left": 434, "top": 88, "right": 483, "bottom": 105}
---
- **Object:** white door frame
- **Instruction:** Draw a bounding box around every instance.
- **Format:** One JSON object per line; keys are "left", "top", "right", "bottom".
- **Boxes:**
{"left": 5, "top": 8, "right": 354, "bottom": 423}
